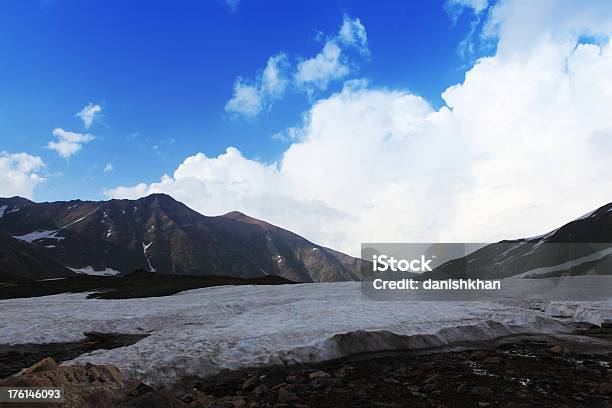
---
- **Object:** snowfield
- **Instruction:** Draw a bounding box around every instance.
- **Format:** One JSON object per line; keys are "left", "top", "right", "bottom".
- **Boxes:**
{"left": 0, "top": 280, "right": 610, "bottom": 388}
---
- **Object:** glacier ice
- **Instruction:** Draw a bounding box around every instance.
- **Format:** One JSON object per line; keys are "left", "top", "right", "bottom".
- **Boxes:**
{"left": 0, "top": 281, "right": 609, "bottom": 388}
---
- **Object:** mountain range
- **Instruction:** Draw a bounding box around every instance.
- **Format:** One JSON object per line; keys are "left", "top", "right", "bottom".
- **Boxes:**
{"left": 0, "top": 194, "right": 360, "bottom": 282}
{"left": 2, "top": 194, "right": 612, "bottom": 282}
{"left": 424, "top": 202, "right": 612, "bottom": 279}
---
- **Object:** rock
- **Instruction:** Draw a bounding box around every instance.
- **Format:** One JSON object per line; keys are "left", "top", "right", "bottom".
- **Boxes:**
{"left": 334, "top": 365, "right": 353, "bottom": 378}
{"left": 192, "top": 391, "right": 217, "bottom": 406}
{"left": 271, "top": 382, "right": 287, "bottom": 390}
{"left": 471, "top": 351, "right": 488, "bottom": 360}
{"left": 124, "top": 378, "right": 143, "bottom": 395}
{"left": 597, "top": 382, "right": 612, "bottom": 395}
{"left": 423, "top": 382, "right": 439, "bottom": 392}
{"left": 424, "top": 373, "right": 439, "bottom": 384}
{"left": 242, "top": 375, "right": 260, "bottom": 391}
{"left": 549, "top": 345, "right": 563, "bottom": 354}
{"left": 471, "top": 386, "right": 493, "bottom": 398}
{"left": 264, "top": 367, "right": 287, "bottom": 387}
{"left": 277, "top": 385, "right": 297, "bottom": 403}
{"left": 478, "top": 403, "right": 491, "bottom": 407}
{"left": 308, "top": 370, "right": 330, "bottom": 380}
{"left": 456, "top": 383, "right": 467, "bottom": 393}
{"left": 252, "top": 384, "right": 267, "bottom": 396}
{"left": 121, "top": 390, "right": 189, "bottom": 408}
{"left": 23, "top": 357, "right": 58, "bottom": 375}
{"left": 410, "top": 390, "right": 427, "bottom": 398}
{"left": 234, "top": 398, "right": 248, "bottom": 408}
{"left": 0, "top": 363, "right": 129, "bottom": 408}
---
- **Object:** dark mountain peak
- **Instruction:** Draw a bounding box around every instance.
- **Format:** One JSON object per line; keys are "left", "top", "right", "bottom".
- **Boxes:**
{"left": 0, "top": 195, "right": 361, "bottom": 282}
{"left": 138, "top": 193, "right": 176, "bottom": 202}
{"left": 223, "top": 210, "right": 247, "bottom": 218}
{"left": 222, "top": 210, "right": 254, "bottom": 221}
{"left": 222, "top": 210, "right": 273, "bottom": 229}
{"left": 0, "top": 196, "right": 33, "bottom": 205}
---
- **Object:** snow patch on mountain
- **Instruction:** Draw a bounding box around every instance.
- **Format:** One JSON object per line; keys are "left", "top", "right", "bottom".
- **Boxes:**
{"left": 69, "top": 266, "right": 122, "bottom": 276}
{"left": 510, "top": 246, "right": 612, "bottom": 278}
{"left": 12, "top": 209, "right": 98, "bottom": 243}
{"left": 142, "top": 241, "right": 156, "bottom": 272}
{"left": 13, "top": 230, "right": 64, "bottom": 243}
{"left": 0, "top": 205, "right": 17, "bottom": 218}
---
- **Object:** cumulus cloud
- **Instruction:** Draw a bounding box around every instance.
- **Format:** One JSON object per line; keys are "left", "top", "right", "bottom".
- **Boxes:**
{"left": 225, "top": 53, "right": 289, "bottom": 118}
{"left": 47, "top": 128, "right": 94, "bottom": 159}
{"left": 0, "top": 152, "right": 45, "bottom": 199}
{"left": 294, "top": 43, "right": 349, "bottom": 91}
{"left": 337, "top": 15, "right": 369, "bottom": 55}
{"left": 226, "top": 16, "right": 369, "bottom": 117}
{"left": 294, "top": 16, "right": 368, "bottom": 92}
{"left": 446, "top": 0, "right": 489, "bottom": 15}
{"left": 76, "top": 103, "right": 102, "bottom": 129}
{"left": 104, "top": 163, "right": 114, "bottom": 173}
{"left": 107, "top": 1, "right": 612, "bottom": 256}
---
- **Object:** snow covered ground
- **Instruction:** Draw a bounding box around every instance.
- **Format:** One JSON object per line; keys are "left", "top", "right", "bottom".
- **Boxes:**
{"left": 0, "top": 280, "right": 610, "bottom": 388}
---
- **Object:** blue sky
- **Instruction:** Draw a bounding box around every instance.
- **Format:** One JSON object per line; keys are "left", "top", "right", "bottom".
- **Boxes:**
{"left": 0, "top": 0, "right": 481, "bottom": 201}
{"left": 5, "top": 0, "right": 612, "bottom": 253}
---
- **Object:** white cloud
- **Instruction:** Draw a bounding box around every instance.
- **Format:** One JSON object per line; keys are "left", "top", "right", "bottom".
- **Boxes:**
{"left": 446, "top": 0, "right": 489, "bottom": 14}
{"left": 226, "top": 16, "right": 369, "bottom": 117}
{"left": 225, "top": 53, "right": 289, "bottom": 118}
{"left": 0, "top": 152, "right": 45, "bottom": 199}
{"left": 47, "top": 128, "right": 94, "bottom": 159}
{"left": 225, "top": 81, "right": 263, "bottom": 118}
{"left": 107, "top": 1, "right": 612, "bottom": 256}
{"left": 104, "top": 163, "right": 114, "bottom": 173}
{"left": 76, "top": 103, "right": 102, "bottom": 129}
{"left": 338, "top": 15, "right": 369, "bottom": 55}
{"left": 294, "top": 16, "right": 369, "bottom": 92}
{"left": 294, "top": 42, "right": 349, "bottom": 91}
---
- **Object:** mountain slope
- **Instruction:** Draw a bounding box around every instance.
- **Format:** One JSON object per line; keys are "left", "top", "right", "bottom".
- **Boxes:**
{"left": 424, "top": 202, "right": 612, "bottom": 279}
{"left": 0, "top": 232, "right": 76, "bottom": 281}
{"left": 0, "top": 194, "right": 360, "bottom": 282}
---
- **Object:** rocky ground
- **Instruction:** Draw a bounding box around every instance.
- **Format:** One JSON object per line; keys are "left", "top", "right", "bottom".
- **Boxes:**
{"left": 0, "top": 270, "right": 294, "bottom": 300}
{"left": 0, "top": 332, "right": 148, "bottom": 379}
{"left": 1, "top": 326, "right": 611, "bottom": 408}
{"left": 145, "top": 332, "right": 612, "bottom": 408}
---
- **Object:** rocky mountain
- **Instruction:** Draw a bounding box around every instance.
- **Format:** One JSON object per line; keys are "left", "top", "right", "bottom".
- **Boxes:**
{"left": 423, "top": 202, "right": 612, "bottom": 279}
{"left": 0, "top": 232, "right": 76, "bottom": 281}
{"left": 0, "top": 194, "right": 360, "bottom": 282}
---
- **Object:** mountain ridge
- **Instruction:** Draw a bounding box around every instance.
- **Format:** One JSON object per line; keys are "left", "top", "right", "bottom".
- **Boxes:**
{"left": 0, "top": 194, "right": 361, "bottom": 282}
{"left": 423, "top": 201, "right": 612, "bottom": 279}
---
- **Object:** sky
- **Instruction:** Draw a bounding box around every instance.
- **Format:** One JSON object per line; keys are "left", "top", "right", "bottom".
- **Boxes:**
{"left": 3, "top": 0, "right": 612, "bottom": 255}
